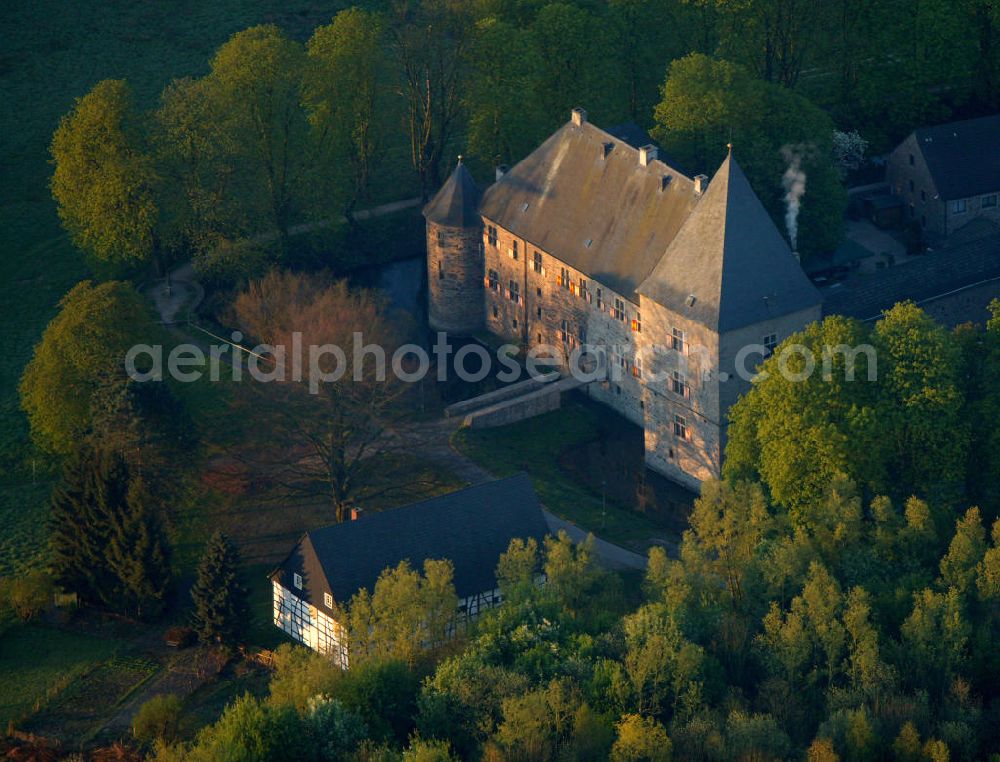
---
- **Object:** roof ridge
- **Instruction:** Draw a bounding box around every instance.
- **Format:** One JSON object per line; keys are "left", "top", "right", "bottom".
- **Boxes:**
{"left": 305, "top": 472, "right": 532, "bottom": 539}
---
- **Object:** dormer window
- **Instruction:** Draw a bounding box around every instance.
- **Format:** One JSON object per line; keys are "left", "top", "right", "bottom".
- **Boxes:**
{"left": 293, "top": 572, "right": 303, "bottom": 589}
{"left": 324, "top": 592, "right": 333, "bottom": 609}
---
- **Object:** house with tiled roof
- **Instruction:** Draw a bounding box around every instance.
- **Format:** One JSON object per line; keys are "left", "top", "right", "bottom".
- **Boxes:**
{"left": 271, "top": 474, "right": 549, "bottom": 665}
{"left": 424, "top": 108, "right": 822, "bottom": 488}
{"left": 886, "top": 114, "right": 1000, "bottom": 237}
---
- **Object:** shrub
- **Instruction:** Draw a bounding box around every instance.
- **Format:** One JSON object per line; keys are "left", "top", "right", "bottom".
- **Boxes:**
{"left": 133, "top": 694, "right": 183, "bottom": 744}
{"left": 0, "top": 571, "right": 53, "bottom": 621}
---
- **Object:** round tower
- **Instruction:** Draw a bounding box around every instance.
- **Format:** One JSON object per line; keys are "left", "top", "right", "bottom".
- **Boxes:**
{"left": 423, "top": 157, "right": 483, "bottom": 335}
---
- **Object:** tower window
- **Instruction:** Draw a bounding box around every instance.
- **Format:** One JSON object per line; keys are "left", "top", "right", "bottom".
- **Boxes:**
{"left": 596, "top": 288, "right": 603, "bottom": 310}
{"left": 673, "top": 414, "right": 689, "bottom": 440}
{"left": 488, "top": 269, "right": 500, "bottom": 291}
{"left": 763, "top": 334, "right": 778, "bottom": 356}
{"left": 671, "top": 371, "right": 689, "bottom": 398}
{"left": 613, "top": 298, "right": 625, "bottom": 321}
{"left": 438, "top": 260, "right": 444, "bottom": 280}
{"left": 671, "top": 328, "right": 687, "bottom": 354}
{"left": 533, "top": 251, "right": 543, "bottom": 273}
{"left": 560, "top": 267, "right": 571, "bottom": 289}
{"left": 487, "top": 225, "right": 498, "bottom": 247}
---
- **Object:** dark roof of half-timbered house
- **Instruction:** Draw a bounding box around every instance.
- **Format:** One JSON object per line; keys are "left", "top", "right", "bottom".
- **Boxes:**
{"left": 271, "top": 473, "right": 549, "bottom": 606}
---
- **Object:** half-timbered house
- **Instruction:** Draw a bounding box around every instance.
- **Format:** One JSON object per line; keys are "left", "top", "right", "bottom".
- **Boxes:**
{"left": 270, "top": 473, "right": 549, "bottom": 666}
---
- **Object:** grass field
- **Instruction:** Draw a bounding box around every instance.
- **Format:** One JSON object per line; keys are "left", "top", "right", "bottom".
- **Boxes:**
{"left": 453, "top": 394, "right": 693, "bottom": 549}
{"left": 0, "top": 622, "right": 125, "bottom": 728}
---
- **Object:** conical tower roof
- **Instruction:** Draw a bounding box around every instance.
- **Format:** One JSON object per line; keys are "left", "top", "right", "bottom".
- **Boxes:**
{"left": 423, "top": 158, "right": 482, "bottom": 228}
{"left": 637, "top": 151, "right": 821, "bottom": 332}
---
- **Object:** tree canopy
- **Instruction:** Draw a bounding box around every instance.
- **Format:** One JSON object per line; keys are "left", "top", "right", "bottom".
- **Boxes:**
{"left": 19, "top": 280, "right": 154, "bottom": 455}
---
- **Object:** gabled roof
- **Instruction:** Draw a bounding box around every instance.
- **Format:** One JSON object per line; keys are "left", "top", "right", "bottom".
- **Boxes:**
{"left": 423, "top": 159, "right": 482, "bottom": 227}
{"left": 911, "top": 114, "right": 1000, "bottom": 200}
{"left": 479, "top": 118, "right": 699, "bottom": 297}
{"left": 272, "top": 474, "right": 549, "bottom": 607}
{"left": 637, "top": 152, "right": 822, "bottom": 332}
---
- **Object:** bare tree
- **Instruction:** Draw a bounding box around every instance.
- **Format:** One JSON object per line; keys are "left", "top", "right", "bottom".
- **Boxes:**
{"left": 389, "top": 0, "right": 472, "bottom": 200}
{"left": 231, "top": 271, "right": 431, "bottom": 522}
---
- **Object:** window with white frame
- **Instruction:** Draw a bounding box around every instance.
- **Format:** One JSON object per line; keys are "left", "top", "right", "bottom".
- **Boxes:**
{"left": 323, "top": 592, "right": 333, "bottom": 609}
{"left": 763, "top": 333, "right": 778, "bottom": 356}
{"left": 671, "top": 327, "right": 687, "bottom": 354}
{"left": 949, "top": 199, "right": 968, "bottom": 214}
{"left": 984, "top": 194, "right": 998, "bottom": 208}
{"left": 632, "top": 311, "right": 641, "bottom": 333}
{"left": 633, "top": 356, "right": 642, "bottom": 378}
{"left": 293, "top": 572, "right": 303, "bottom": 589}
{"left": 673, "top": 414, "right": 689, "bottom": 440}
{"left": 671, "top": 370, "right": 689, "bottom": 398}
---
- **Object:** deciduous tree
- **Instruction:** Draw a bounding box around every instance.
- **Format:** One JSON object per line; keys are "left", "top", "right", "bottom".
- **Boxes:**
{"left": 50, "top": 79, "right": 160, "bottom": 267}
{"left": 20, "top": 280, "right": 153, "bottom": 455}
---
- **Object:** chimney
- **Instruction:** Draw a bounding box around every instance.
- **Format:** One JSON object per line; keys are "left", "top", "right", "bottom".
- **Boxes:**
{"left": 350, "top": 507, "right": 364, "bottom": 521}
{"left": 495, "top": 164, "right": 509, "bottom": 182}
{"left": 571, "top": 108, "right": 587, "bottom": 126}
{"left": 639, "top": 144, "right": 658, "bottom": 167}
{"left": 694, "top": 174, "right": 709, "bottom": 195}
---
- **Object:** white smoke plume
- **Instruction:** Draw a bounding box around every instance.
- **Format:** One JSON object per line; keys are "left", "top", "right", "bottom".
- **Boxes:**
{"left": 780, "top": 145, "right": 808, "bottom": 252}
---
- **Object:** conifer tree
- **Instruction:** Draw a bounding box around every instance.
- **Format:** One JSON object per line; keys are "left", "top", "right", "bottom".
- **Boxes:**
{"left": 190, "top": 530, "right": 249, "bottom": 646}
{"left": 106, "top": 478, "right": 172, "bottom": 620}
{"left": 50, "top": 444, "right": 171, "bottom": 618}
{"left": 49, "top": 443, "right": 127, "bottom": 605}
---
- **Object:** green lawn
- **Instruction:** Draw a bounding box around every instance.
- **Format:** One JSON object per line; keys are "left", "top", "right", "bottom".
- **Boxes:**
{"left": 453, "top": 395, "right": 690, "bottom": 549}
{"left": 0, "top": 623, "right": 124, "bottom": 728}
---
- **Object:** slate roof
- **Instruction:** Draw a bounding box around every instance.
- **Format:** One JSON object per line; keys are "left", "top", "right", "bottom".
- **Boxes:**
{"left": 271, "top": 474, "right": 550, "bottom": 607}
{"left": 637, "top": 152, "right": 823, "bottom": 332}
{"left": 822, "top": 222, "right": 1000, "bottom": 322}
{"left": 912, "top": 114, "right": 1000, "bottom": 200}
{"left": 604, "top": 122, "right": 687, "bottom": 176}
{"left": 479, "top": 119, "right": 699, "bottom": 297}
{"left": 423, "top": 159, "right": 482, "bottom": 227}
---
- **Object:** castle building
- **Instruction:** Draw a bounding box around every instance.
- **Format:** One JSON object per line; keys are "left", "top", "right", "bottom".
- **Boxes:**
{"left": 424, "top": 109, "right": 822, "bottom": 489}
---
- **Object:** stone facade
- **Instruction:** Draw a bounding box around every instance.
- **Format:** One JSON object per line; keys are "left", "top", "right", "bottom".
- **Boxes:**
{"left": 426, "top": 221, "right": 484, "bottom": 334}
{"left": 887, "top": 129, "right": 1000, "bottom": 238}
{"left": 483, "top": 225, "right": 647, "bottom": 427}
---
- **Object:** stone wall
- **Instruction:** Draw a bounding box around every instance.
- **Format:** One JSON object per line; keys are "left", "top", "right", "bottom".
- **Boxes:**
{"left": 483, "top": 219, "right": 646, "bottom": 426}
{"left": 427, "top": 220, "right": 484, "bottom": 335}
{"left": 637, "top": 298, "right": 723, "bottom": 486}
{"left": 887, "top": 135, "right": 1000, "bottom": 237}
